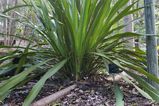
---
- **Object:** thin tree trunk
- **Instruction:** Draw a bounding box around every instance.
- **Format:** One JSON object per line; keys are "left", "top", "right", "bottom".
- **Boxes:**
{"left": 124, "top": 0, "right": 135, "bottom": 49}
{"left": 144, "top": 0, "right": 159, "bottom": 89}
{"left": 9, "top": 0, "right": 18, "bottom": 45}
{"left": 1, "top": 0, "right": 18, "bottom": 46}
{"left": 135, "top": 0, "right": 140, "bottom": 48}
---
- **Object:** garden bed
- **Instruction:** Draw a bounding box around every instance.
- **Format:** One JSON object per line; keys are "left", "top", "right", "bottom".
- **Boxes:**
{"left": 2, "top": 75, "right": 159, "bottom": 106}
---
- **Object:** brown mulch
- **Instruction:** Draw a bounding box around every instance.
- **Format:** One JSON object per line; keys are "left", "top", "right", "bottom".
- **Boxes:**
{"left": 2, "top": 75, "right": 159, "bottom": 106}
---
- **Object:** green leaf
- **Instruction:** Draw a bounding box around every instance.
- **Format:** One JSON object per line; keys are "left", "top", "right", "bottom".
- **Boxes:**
{"left": 23, "top": 59, "right": 67, "bottom": 106}
{"left": 2, "top": 5, "right": 32, "bottom": 13}
{"left": 125, "top": 71, "right": 159, "bottom": 102}
{"left": 0, "top": 64, "right": 16, "bottom": 75}
{"left": 0, "top": 59, "right": 52, "bottom": 100}
{"left": 15, "top": 44, "right": 31, "bottom": 74}
{"left": 0, "top": 32, "right": 34, "bottom": 42}
{"left": 121, "top": 75, "right": 153, "bottom": 100}
{"left": 114, "top": 84, "right": 124, "bottom": 106}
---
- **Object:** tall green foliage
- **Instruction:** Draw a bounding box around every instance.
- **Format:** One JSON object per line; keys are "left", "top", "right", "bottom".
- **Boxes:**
{"left": 1, "top": 0, "right": 159, "bottom": 105}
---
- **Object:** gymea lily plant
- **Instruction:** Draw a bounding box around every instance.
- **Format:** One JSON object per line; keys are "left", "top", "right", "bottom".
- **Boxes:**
{"left": 1, "top": 0, "right": 159, "bottom": 105}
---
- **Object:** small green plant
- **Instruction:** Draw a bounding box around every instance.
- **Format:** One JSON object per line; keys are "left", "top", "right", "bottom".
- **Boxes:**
{"left": 0, "top": 0, "right": 159, "bottom": 105}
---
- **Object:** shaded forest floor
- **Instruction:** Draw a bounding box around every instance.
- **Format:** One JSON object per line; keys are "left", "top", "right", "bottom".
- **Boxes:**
{"left": 2, "top": 74, "right": 159, "bottom": 106}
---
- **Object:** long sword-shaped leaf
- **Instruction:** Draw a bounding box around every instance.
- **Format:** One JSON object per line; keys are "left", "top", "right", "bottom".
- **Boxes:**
{"left": 121, "top": 74, "right": 153, "bottom": 100}
{"left": 93, "top": 52, "right": 159, "bottom": 84}
{"left": 0, "top": 59, "right": 52, "bottom": 100}
{"left": 23, "top": 59, "right": 67, "bottom": 106}
{"left": 125, "top": 71, "right": 159, "bottom": 101}
{"left": 114, "top": 84, "right": 124, "bottom": 106}
{"left": 2, "top": 5, "right": 32, "bottom": 13}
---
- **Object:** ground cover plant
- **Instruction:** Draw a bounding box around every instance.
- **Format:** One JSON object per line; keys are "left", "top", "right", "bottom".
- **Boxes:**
{"left": 0, "top": 0, "right": 159, "bottom": 105}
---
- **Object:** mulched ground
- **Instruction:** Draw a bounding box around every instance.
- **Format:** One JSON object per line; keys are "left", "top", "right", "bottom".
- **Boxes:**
{"left": 1, "top": 74, "right": 159, "bottom": 106}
